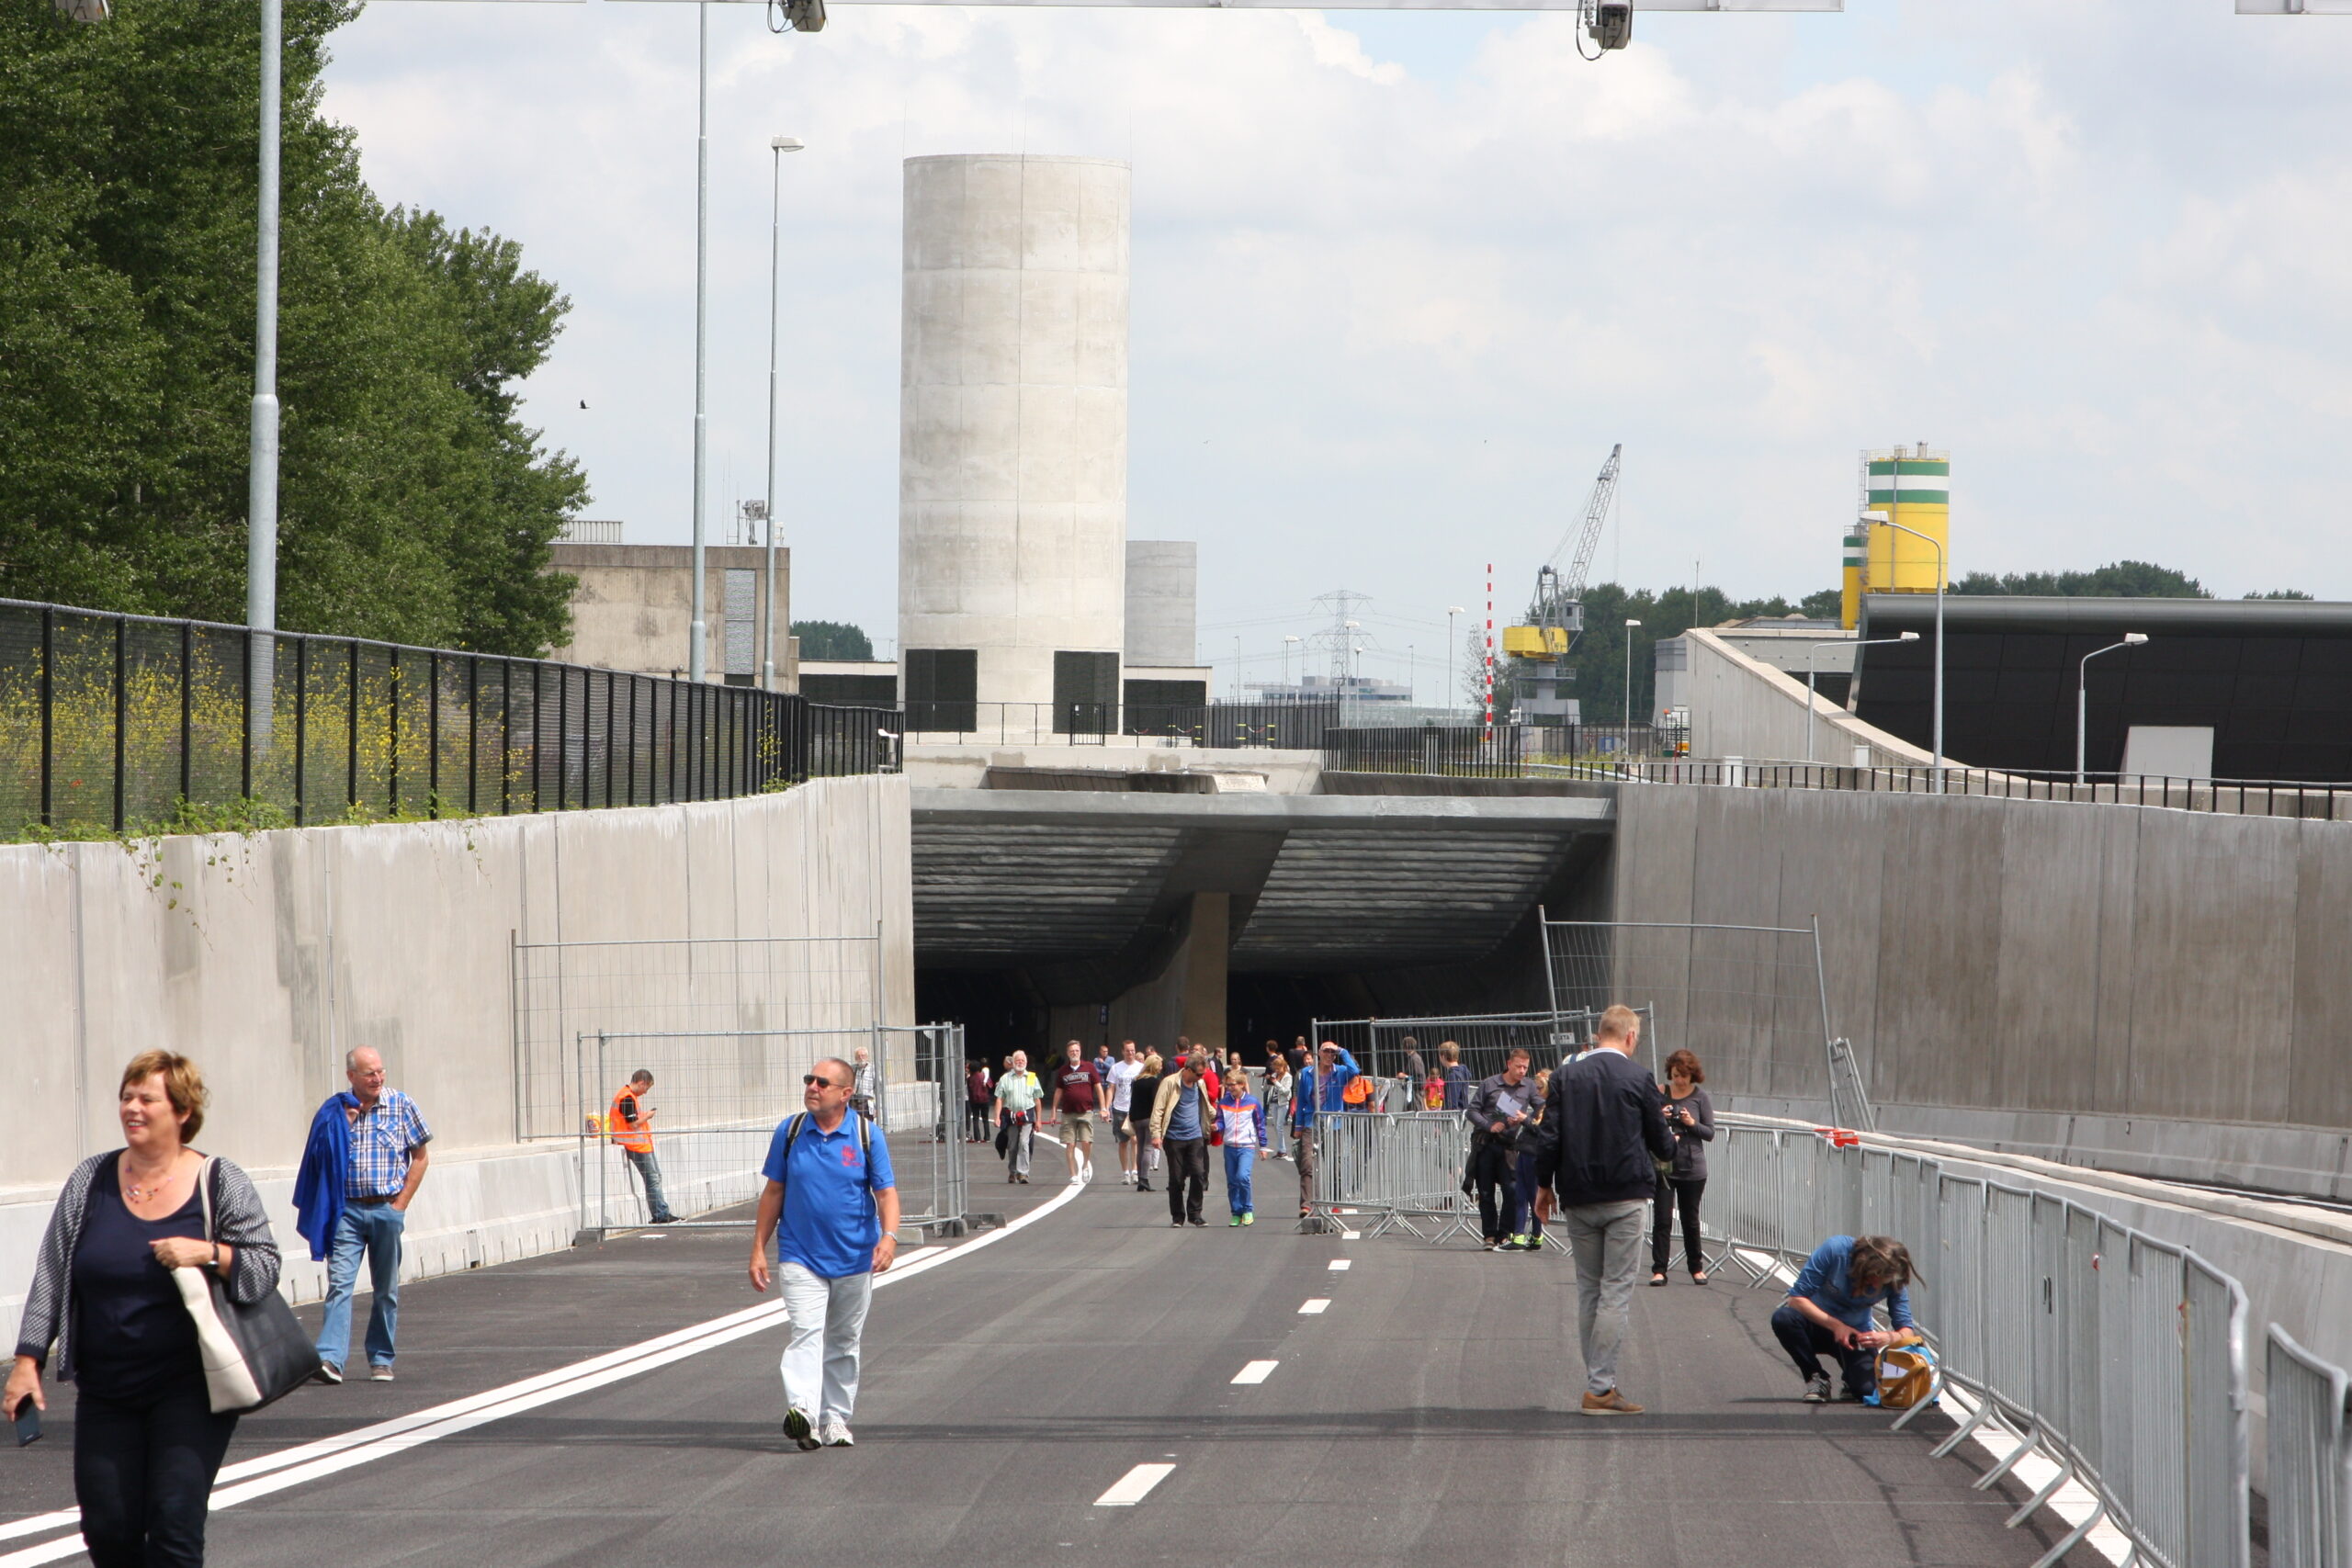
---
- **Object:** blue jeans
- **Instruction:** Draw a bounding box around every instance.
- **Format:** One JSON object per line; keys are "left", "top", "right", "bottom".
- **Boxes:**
{"left": 1223, "top": 1145, "right": 1257, "bottom": 1215}
{"left": 626, "top": 1148, "right": 675, "bottom": 1222}
{"left": 316, "top": 1201, "right": 403, "bottom": 1370}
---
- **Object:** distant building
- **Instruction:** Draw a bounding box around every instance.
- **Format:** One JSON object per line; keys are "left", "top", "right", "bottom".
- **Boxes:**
{"left": 548, "top": 520, "right": 791, "bottom": 688}
{"left": 1657, "top": 616, "right": 1851, "bottom": 722}
{"left": 1246, "top": 673, "right": 1413, "bottom": 706}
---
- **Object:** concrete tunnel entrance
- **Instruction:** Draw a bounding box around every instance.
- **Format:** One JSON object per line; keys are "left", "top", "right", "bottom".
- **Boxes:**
{"left": 910, "top": 788, "right": 1615, "bottom": 1069}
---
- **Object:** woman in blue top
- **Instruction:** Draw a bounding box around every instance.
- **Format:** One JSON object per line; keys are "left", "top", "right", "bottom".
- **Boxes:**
{"left": 1216, "top": 1077, "right": 1267, "bottom": 1226}
{"left": 1770, "top": 1234, "right": 1923, "bottom": 1403}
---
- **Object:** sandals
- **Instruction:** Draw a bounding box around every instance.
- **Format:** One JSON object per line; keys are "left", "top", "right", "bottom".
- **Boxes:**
{"left": 1649, "top": 1271, "right": 1668, "bottom": 1287}
{"left": 1691, "top": 1270, "right": 1710, "bottom": 1284}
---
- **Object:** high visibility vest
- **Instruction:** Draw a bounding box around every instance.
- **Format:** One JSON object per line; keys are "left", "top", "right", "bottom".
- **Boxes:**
{"left": 608, "top": 1088, "right": 653, "bottom": 1154}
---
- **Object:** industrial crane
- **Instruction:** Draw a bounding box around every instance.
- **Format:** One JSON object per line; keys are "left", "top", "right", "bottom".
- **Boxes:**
{"left": 1502, "top": 443, "right": 1622, "bottom": 726}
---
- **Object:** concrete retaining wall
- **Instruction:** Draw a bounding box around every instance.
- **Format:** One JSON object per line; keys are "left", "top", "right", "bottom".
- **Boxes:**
{"left": 1612, "top": 782, "right": 2352, "bottom": 1197}
{"left": 3, "top": 775, "right": 913, "bottom": 1352}
{"left": 1681, "top": 626, "right": 1930, "bottom": 765}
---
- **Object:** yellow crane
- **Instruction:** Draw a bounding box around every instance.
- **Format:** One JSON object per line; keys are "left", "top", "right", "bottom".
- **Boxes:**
{"left": 1502, "top": 443, "right": 1622, "bottom": 726}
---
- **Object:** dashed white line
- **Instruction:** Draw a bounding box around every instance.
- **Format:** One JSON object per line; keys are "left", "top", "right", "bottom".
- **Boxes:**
{"left": 1094, "top": 1462, "right": 1177, "bottom": 1506}
{"left": 1327, "top": 1259, "right": 1351, "bottom": 1271}
{"left": 1298, "top": 1299, "right": 1329, "bottom": 1314}
{"left": 1231, "top": 1360, "right": 1279, "bottom": 1385}
{"left": 1340, "top": 1230, "right": 1362, "bottom": 1240}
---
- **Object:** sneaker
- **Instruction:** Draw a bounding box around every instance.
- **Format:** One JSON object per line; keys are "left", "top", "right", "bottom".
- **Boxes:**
{"left": 368, "top": 1365, "right": 395, "bottom": 1382}
{"left": 313, "top": 1362, "right": 344, "bottom": 1386}
{"left": 1136, "top": 1180, "right": 1153, "bottom": 1192}
{"left": 1171, "top": 1220, "right": 1186, "bottom": 1229}
{"left": 1230, "top": 1214, "right": 1242, "bottom": 1226}
{"left": 783, "top": 1406, "right": 821, "bottom": 1451}
{"left": 1580, "top": 1389, "right": 1644, "bottom": 1416}
{"left": 1803, "top": 1372, "right": 1833, "bottom": 1404}
{"left": 820, "top": 1419, "right": 855, "bottom": 1447}
{"left": 1188, "top": 1218, "right": 1208, "bottom": 1227}
{"left": 1242, "top": 1213, "right": 1254, "bottom": 1226}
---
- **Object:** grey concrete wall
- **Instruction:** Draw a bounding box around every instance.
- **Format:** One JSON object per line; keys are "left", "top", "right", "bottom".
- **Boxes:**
{"left": 1125, "top": 541, "right": 1196, "bottom": 668}
{"left": 1682, "top": 627, "right": 1929, "bottom": 765}
{"left": 3, "top": 777, "right": 912, "bottom": 1347}
{"left": 900, "top": 154, "right": 1129, "bottom": 707}
{"left": 548, "top": 542, "right": 790, "bottom": 683}
{"left": 1612, "top": 783, "right": 2352, "bottom": 1195}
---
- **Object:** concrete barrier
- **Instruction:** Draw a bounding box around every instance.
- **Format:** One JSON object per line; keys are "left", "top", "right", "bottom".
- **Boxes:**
{"left": 3, "top": 775, "right": 911, "bottom": 1353}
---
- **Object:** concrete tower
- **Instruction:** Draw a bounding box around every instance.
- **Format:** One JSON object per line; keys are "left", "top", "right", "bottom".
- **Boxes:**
{"left": 899, "top": 154, "right": 1130, "bottom": 731}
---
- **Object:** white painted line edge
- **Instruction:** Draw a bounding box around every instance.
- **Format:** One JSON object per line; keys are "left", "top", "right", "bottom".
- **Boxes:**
{"left": 1231, "top": 1360, "right": 1278, "bottom": 1385}
{"left": 1093, "top": 1462, "right": 1177, "bottom": 1506}
{"left": 1298, "top": 1299, "right": 1329, "bottom": 1314}
{"left": 1327, "top": 1259, "right": 1351, "bottom": 1271}
{"left": 1340, "top": 1230, "right": 1362, "bottom": 1240}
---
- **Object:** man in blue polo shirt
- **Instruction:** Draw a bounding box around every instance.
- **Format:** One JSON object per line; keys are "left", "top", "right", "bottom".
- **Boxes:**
{"left": 1771, "top": 1234, "right": 1923, "bottom": 1404}
{"left": 749, "top": 1056, "right": 900, "bottom": 1450}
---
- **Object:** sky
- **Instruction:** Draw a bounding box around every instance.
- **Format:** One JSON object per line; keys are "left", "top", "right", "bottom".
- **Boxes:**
{"left": 319, "top": 0, "right": 2352, "bottom": 701}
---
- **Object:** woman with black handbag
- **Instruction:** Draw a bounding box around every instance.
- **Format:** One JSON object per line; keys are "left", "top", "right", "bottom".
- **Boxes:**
{"left": 5, "top": 1051, "right": 286, "bottom": 1567}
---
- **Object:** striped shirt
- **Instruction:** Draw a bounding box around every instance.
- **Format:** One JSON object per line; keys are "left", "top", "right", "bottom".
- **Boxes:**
{"left": 346, "top": 1090, "right": 433, "bottom": 1201}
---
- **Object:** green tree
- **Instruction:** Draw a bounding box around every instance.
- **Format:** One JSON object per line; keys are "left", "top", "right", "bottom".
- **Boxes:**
{"left": 0, "top": 0, "right": 583, "bottom": 655}
{"left": 1951, "top": 561, "right": 2211, "bottom": 599}
{"left": 2245, "top": 589, "right": 2314, "bottom": 601}
{"left": 791, "top": 620, "right": 874, "bottom": 660}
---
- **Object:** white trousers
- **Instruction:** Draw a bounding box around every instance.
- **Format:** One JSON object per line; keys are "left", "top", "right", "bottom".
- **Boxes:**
{"left": 777, "top": 1261, "right": 874, "bottom": 1424}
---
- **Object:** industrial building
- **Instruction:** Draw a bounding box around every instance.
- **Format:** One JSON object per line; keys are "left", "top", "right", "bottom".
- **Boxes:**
{"left": 547, "top": 520, "right": 791, "bottom": 686}
{"left": 1841, "top": 444, "right": 1950, "bottom": 628}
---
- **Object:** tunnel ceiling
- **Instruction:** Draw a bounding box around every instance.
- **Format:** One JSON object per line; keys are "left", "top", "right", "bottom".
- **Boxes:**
{"left": 911, "top": 789, "right": 1611, "bottom": 973}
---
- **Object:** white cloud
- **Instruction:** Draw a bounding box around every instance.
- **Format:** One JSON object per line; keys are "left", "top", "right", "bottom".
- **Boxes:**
{"left": 318, "top": 0, "right": 2352, "bottom": 686}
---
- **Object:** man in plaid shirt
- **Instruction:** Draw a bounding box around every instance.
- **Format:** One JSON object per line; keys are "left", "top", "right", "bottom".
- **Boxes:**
{"left": 313, "top": 1046, "right": 433, "bottom": 1383}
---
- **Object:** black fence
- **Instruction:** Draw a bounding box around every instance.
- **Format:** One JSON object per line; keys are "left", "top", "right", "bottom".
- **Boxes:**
{"left": 0, "top": 599, "right": 899, "bottom": 838}
{"left": 1324, "top": 722, "right": 1687, "bottom": 778}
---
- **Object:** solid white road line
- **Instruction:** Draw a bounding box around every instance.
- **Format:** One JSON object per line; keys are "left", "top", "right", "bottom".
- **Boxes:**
{"left": 1298, "top": 1299, "right": 1329, "bottom": 1315}
{"left": 1327, "top": 1259, "right": 1351, "bottom": 1271}
{"left": 1231, "top": 1361, "right": 1278, "bottom": 1385}
{"left": 0, "top": 1176, "right": 1090, "bottom": 1567}
{"left": 1093, "top": 1463, "right": 1176, "bottom": 1506}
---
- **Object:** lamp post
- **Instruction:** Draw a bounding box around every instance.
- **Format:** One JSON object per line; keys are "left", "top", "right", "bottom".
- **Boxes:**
{"left": 1446, "top": 607, "right": 1464, "bottom": 716}
{"left": 686, "top": 1, "right": 713, "bottom": 683}
{"left": 2077, "top": 633, "right": 2150, "bottom": 786}
{"left": 761, "top": 134, "right": 806, "bottom": 694}
{"left": 1282, "top": 634, "right": 1300, "bottom": 696}
{"left": 1872, "top": 516, "right": 1947, "bottom": 790}
{"left": 1623, "top": 619, "right": 1641, "bottom": 738}
{"left": 245, "top": 0, "right": 282, "bottom": 746}
{"left": 1806, "top": 632, "right": 1917, "bottom": 763}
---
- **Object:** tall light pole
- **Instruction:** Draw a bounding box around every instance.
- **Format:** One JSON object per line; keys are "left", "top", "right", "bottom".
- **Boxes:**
{"left": 2077, "top": 633, "right": 2149, "bottom": 785}
{"left": 1623, "top": 618, "right": 1641, "bottom": 734}
{"left": 1806, "top": 632, "right": 1916, "bottom": 763}
{"left": 245, "top": 0, "right": 283, "bottom": 745}
{"left": 1446, "top": 607, "right": 1464, "bottom": 714}
{"left": 686, "top": 0, "right": 712, "bottom": 684}
{"left": 761, "top": 134, "right": 806, "bottom": 694}
{"left": 1872, "top": 515, "right": 1946, "bottom": 790}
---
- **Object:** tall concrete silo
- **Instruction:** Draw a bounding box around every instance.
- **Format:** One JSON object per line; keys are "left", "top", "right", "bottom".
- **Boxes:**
{"left": 899, "top": 154, "right": 1130, "bottom": 732}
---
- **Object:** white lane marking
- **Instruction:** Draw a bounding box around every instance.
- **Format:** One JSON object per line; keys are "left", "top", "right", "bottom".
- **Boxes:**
{"left": 1327, "top": 1259, "right": 1351, "bottom": 1271}
{"left": 1231, "top": 1361, "right": 1278, "bottom": 1385}
{"left": 1298, "top": 1299, "right": 1329, "bottom": 1314}
{"left": 1340, "top": 1231, "right": 1361, "bottom": 1241}
{"left": 0, "top": 1178, "right": 1089, "bottom": 1566}
{"left": 1094, "top": 1462, "right": 1176, "bottom": 1506}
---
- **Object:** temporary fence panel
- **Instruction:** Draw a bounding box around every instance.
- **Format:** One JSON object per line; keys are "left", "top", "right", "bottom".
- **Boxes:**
{"left": 1306, "top": 1111, "right": 1476, "bottom": 1242}
{"left": 512, "top": 933, "right": 883, "bottom": 1143}
{"left": 0, "top": 597, "right": 899, "bottom": 839}
{"left": 876, "top": 1022, "right": 968, "bottom": 1234}
{"left": 1542, "top": 916, "right": 1848, "bottom": 1122}
{"left": 2267, "top": 1327, "right": 2352, "bottom": 1568}
{"left": 1712, "top": 1119, "right": 2252, "bottom": 1568}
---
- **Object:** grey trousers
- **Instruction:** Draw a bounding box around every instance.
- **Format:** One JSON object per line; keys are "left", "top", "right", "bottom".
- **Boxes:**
{"left": 1564, "top": 1198, "right": 1650, "bottom": 1396}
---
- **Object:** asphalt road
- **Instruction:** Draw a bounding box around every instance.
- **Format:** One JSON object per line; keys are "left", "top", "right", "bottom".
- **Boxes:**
{"left": 3, "top": 1157, "right": 2097, "bottom": 1567}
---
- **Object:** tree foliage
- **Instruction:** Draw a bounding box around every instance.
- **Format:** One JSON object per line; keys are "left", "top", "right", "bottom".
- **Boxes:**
{"left": 791, "top": 620, "right": 875, "bottom": 660}
{"left": 1951, "top": 561, "right": 2211, "bottom": 599}
{"left": 0, "top": 0, "right": 583, "bottom": 654}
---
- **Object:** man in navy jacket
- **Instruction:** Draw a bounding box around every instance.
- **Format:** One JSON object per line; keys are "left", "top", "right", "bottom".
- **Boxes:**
{"left": 1542, "top": 1005, "right": 1672, "bottom": 1416}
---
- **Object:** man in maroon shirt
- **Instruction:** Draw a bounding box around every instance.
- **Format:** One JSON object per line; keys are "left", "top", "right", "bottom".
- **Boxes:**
{"left": 1048, "top": 1040, "right": 1104, "bottom": 1185}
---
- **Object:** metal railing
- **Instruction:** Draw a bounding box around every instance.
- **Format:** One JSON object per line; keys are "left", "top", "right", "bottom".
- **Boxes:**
{"left": 1713, "top": 1119, "right": 2250, "bottom": 1568}
{"left": 1310, "top": 1009, "right": 1625, "bottom": 1088}
{"left": 899, "top": 699, "right": 1338, "bottom": 750}
{"left": 2267, "top": 1326, "right": 2352, "bottom": 1568}
{"left": 0, "top": 597, "right": 899, "bottom": 837}
{"left": 1306, "top": 1110, "right": 1476, "bottom": 1242}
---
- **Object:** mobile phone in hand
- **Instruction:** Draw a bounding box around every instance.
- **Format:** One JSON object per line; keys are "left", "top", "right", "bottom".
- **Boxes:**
{"left": 13, "top": 1404, "right": 40, "bottom": 1448}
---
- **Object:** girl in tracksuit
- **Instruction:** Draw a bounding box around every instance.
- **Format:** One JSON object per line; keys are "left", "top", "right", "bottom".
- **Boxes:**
{"left": 1217, "top": 1078, "right": 1267, "bottom": 1224}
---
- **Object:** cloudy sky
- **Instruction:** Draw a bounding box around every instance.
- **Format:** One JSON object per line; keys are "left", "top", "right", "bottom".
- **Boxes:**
{"left": 322, "top": 0, "right": 2352, "bottom": 698}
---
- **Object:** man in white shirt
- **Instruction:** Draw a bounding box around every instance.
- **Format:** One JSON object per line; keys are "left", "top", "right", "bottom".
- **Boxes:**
{"left": 1105, "top": 1041, "right": 1144, "bottom": 1186}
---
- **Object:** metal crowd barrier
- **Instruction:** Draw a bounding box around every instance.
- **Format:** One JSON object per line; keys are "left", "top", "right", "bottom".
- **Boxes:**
{"left": 2268, "top": 1326, "right": 2352, "bottom": 1568}
{"left": 1305, "top": 1111, "right": 1477, "bottom": 1243}
{"left": 1714, "top": 1121, "right": 2250, "bottom": 1568}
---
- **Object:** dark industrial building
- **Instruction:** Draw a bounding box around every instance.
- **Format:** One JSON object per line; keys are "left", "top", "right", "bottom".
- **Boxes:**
{"left": 1853, "top": 595, "right": 2352, "bottom": 783}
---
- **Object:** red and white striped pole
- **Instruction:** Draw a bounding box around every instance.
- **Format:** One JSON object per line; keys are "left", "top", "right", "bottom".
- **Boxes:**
{"left": 1483, "top": 564, "right": 1495, "bottom": 740}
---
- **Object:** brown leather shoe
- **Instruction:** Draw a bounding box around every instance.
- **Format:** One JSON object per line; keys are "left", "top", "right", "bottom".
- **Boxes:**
{"left": 1580, "top": 1388, "right": 1645, "bottom": 1416}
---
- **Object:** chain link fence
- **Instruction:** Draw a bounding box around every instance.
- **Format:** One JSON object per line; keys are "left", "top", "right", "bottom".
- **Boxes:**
{"left": 0, "top": 597, "right": 898, "bottom": 838}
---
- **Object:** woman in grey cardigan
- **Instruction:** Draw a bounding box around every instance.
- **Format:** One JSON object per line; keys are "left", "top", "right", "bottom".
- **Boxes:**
{"left": 5, "top": 1051, "right": 282, "bottom": 1568}
{"left": 1649, "top": 1048, "right": 1717, "bottom": 1285}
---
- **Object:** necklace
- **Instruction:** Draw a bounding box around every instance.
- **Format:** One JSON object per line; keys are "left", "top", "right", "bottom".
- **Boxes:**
{"left": 123, "top": 1163, "right": 176, "bottom": 1203}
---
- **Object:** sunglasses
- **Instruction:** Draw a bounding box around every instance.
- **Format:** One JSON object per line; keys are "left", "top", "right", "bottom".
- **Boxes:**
{"left": 802, "top": 1074, "right": 845, "bottom": 1089}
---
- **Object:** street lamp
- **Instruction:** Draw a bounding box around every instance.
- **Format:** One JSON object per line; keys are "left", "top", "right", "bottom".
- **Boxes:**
{"left": 2077, "top": 633, "right": 2150, "bottom": 786}
{"left": 761, "top": 134, "right": 805, "bottom": 694}
{"left": 1446, "top": 607, "right": 1464, "bottom": 715}
{"left": 1282, "top": 635, "right": 1301, "bottom": 696}
{"left": 1871, "top": 515, "right": 1947, "bottom": 790}
{"left": 685, "top": 1, "right": 715, "bottom": 683}
{"left": 245, "top": 0, "right": 283, "bottom": 746}
{"left": 1623, "top": 619, "right": 1641, "bottom": 734}
{"left": 1806, "top": 632, "right": 1917, "bottom": 763}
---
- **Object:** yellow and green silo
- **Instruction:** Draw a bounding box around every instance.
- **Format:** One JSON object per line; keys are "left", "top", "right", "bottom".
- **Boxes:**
{"left": 1847, "top": 446, "right": 1949, "bottom": 627}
